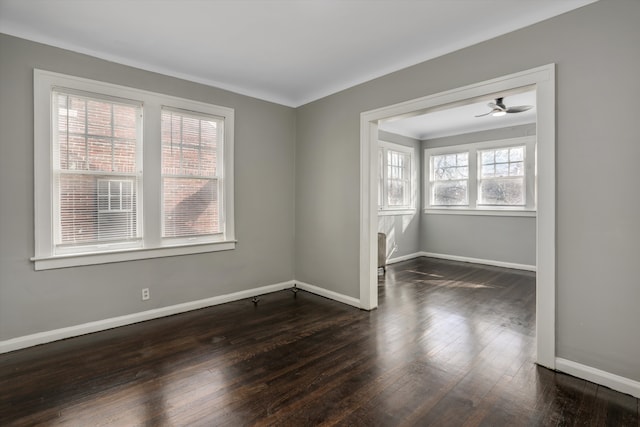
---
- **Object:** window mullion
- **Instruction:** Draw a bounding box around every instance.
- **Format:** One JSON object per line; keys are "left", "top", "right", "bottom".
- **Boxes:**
{"left": 469, "top": 148, "right": 478, "bottom": 208}
{"left": 143, "top": 102, "right": 162, "bottom": 248}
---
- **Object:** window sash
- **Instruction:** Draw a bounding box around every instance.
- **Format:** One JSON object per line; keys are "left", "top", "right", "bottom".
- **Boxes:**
{"left": 52, "top": 90, "right": 143, "bottom": 253}
{"left": 161, "top": 108, "right": 224, "bottom": 241}
{"left": 378, "top": 142, "right": 414, "bottom": 211}
{"left": 430, "top": 152, "right": 469, "bottom": 206}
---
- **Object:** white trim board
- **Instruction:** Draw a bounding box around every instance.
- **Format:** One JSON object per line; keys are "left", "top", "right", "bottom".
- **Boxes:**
{"left": 0, "top": 279, "right": 363, "bottom": 354}
{"left": 361, "top": 64, "right": 555, "bottom": 369}
{"left": 294, "top": 281, "right": 361, "bottom": 309}
{"left": 0, "top": 281, "right": 294, "bottom": 354}
{"left": 385, "top": 252, "right": 535, "bottom": 272}
{"left": 386, "top": 252, "right": 423, "bottom": 265}
{"left": 420, "top": 252, "right": 536, "bottom": 272}
{"left": 556, "top": 358, "right": 640, "bottom": 399}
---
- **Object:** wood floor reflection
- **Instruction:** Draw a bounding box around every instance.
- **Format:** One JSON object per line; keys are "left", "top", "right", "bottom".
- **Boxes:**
{"left": 1, "top": 257, "right": 638, "bottom": 425}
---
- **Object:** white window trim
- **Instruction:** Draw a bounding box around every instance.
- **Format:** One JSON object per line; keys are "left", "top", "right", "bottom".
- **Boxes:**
{"left": 378, "top": 140, "right": 417, "bottom": 214}
{"left": 33, "top": 69, "right": 235, "bottom": 270}
{"left": 424, "top": 136, "right": 536, "bottom": 216}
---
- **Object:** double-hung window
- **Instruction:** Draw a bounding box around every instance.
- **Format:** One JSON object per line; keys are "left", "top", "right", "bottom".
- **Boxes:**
{"left": 430, "top": 152, "right": 469, "bottom": 206}
{"left": 52, "top": 90, "right": 143, "bottom": 254}
{"left": 378, "top": 141, "right": 415, "bottom": 214}
{"left": 33, "top": 70, "right": 235, "bottom": 270}
{"left": 424, "top": 136, "right": 535, "bottom": 215}
{"left": 478, "top": 146, "right": 525, "bottom": 206}
{"left": 161, "top": 108, "right": 223, "bottom": 242}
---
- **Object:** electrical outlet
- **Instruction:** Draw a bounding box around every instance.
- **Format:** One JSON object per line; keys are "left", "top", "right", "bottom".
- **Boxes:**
{"left": 141, "top": 288, "right": 150, "bottom": 301}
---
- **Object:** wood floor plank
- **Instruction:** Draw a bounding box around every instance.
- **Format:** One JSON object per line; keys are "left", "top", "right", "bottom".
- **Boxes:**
{"left": 1, "top": 257, "right": 638, "bottom": 426}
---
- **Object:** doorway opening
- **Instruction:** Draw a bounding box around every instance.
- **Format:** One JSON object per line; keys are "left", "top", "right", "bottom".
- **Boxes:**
{"left": 359, "top": 65, "right": 556, "bottom": 368}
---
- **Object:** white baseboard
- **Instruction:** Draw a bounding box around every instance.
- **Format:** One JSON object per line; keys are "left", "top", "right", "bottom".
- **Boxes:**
{"left": 555, "top": 358, "right": 640, "bottom": 398}
{"left": 0, "top": 280, "right": 295, "bottom": 354}
{"left": 386, "top": 252, "right": 422, "bottom": 265}
{"left": 420, "top": 251, "right": 536, "bottom": 272}
{"left": 295, "top": 281, "right": 361, "bottom": 309}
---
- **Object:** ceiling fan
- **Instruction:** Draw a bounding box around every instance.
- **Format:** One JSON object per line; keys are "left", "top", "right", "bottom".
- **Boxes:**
{"left": 475, "top": 97, "right": 533, "bottom": 117}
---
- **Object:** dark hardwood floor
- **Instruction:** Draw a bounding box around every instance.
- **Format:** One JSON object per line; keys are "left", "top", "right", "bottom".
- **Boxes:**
{"left": 1, "top": 257, "right": 638, "bottom": 426}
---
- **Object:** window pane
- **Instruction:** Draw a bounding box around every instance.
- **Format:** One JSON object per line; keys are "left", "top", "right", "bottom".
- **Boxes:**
{"left": 495, "top": 163, "right": 509, "bottom": 177}
{"left": 433, "top": 153, "right": 467, "bottom": 181}
{"left": 381, "top": 148, "right": 411, "bottom": 209}
{"left": 87, "top": 100, "right": 112, "bottom": 137}
{"left": 509, "top": 161, "right": 524, "bottom": 176}
{"left": 161, "top": 110, "right": 220, "bottom": 177}
{"left": 510, "top": 147, "right": 524, "bottom": 161}
{"left": 479, "top": 178, "right": 524, "bottom": 205}
{"left": 481, "top": 165, "right": 495, "bottom": 177}
{"left": 495, "top": 149, "right": 509, "bottom": 163}
{"left": 433, "top": 181, "right": 468, "bottom": 206}
{"left": 162, "top": 109, "right": 222, "bottom": 238}
{"left": 481, "top": 151, "right": 494, "bottom": 164}
{"left": 55, "top": 93, "right": 138, "bottom": 174}
{"left": 388, "top": 180, "right": 406, "bottom": 206}
{"left": 113, "top": 139, "right": 136, "bottom": 173}
{"left": 444, "top": 154, "right": 456, "bottom": 167}
{"left": 163, "top": 178, "right": 219, "bottom": 237}
{"left": 58, "top": 175, "right": 138, "bottom": 244}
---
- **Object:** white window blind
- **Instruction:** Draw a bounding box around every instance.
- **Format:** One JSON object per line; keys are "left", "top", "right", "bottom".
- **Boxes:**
{"left": 53, "top": 90, "right": 142, "bottom": 254}
{"left": 161, "top": 108, "right": 223, "bottom": 240}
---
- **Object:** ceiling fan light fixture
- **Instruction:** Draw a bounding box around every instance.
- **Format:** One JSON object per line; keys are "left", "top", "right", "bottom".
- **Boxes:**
{"left": 492, "top": 110, "right": 507, "bottom": 117}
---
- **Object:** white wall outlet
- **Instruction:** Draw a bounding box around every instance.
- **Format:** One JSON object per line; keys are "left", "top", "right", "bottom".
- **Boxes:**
{"left": 141, "top": 288, "right": 150, "bottom": 301}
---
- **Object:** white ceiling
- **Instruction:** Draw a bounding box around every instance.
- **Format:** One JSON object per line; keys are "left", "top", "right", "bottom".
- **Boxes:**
{"left": 380, "top": 90, "right": 537, "bottom": 140}
{"left": 0, "top": 0, "right": 596, "bottom": 107}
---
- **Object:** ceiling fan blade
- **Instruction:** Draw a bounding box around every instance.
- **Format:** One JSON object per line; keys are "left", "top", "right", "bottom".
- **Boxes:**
{"left": 475, "top": 110, "right": 494, "bottom": 117}
{"left": 506, "top": 105, "right": 533, "bottom": 113}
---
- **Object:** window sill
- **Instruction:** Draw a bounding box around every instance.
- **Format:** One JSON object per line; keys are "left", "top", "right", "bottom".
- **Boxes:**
{"left": 378, "top": 209, "right": 417, "bottom": 216}
{"left": 424, "top": 208, "right": 536, "bottom": 217}
{"left": 31, "top": 240, "right": 237, "bottom": 270}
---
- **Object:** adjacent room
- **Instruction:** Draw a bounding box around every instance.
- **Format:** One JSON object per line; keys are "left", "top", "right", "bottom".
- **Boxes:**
{"left": 1, "top": 0, "right": 639, "bottom": 425}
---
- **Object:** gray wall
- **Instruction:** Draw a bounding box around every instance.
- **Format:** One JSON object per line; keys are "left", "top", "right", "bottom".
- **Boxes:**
{"left": 2, "top": 0, "right": 639, "bottom": 385}
{"left": 0, "top": 34, "right": 296, "bottom": 340}
{"left": 377, "top": 131, "right": 421, "bottom": 260}
{"left": 421, "top": 125, "right": 536, "bottom": 266}
{"left": 295, "top": 0, "right": 640, "bottom": 382}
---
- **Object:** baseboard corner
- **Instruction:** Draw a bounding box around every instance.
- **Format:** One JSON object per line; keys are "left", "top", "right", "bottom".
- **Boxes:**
{"left": 294, "top": 281, "right": 361, "bottom": 309}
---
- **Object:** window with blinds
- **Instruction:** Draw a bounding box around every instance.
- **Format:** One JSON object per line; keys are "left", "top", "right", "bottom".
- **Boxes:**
{"left": 34, "top": 70, "right": 235, "bottom": 269}
{"left": 53, "top": 90, "right": 142, "bottom": 253}
{"left": 161, "top": 108, "right": 223, "bottom": 240}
